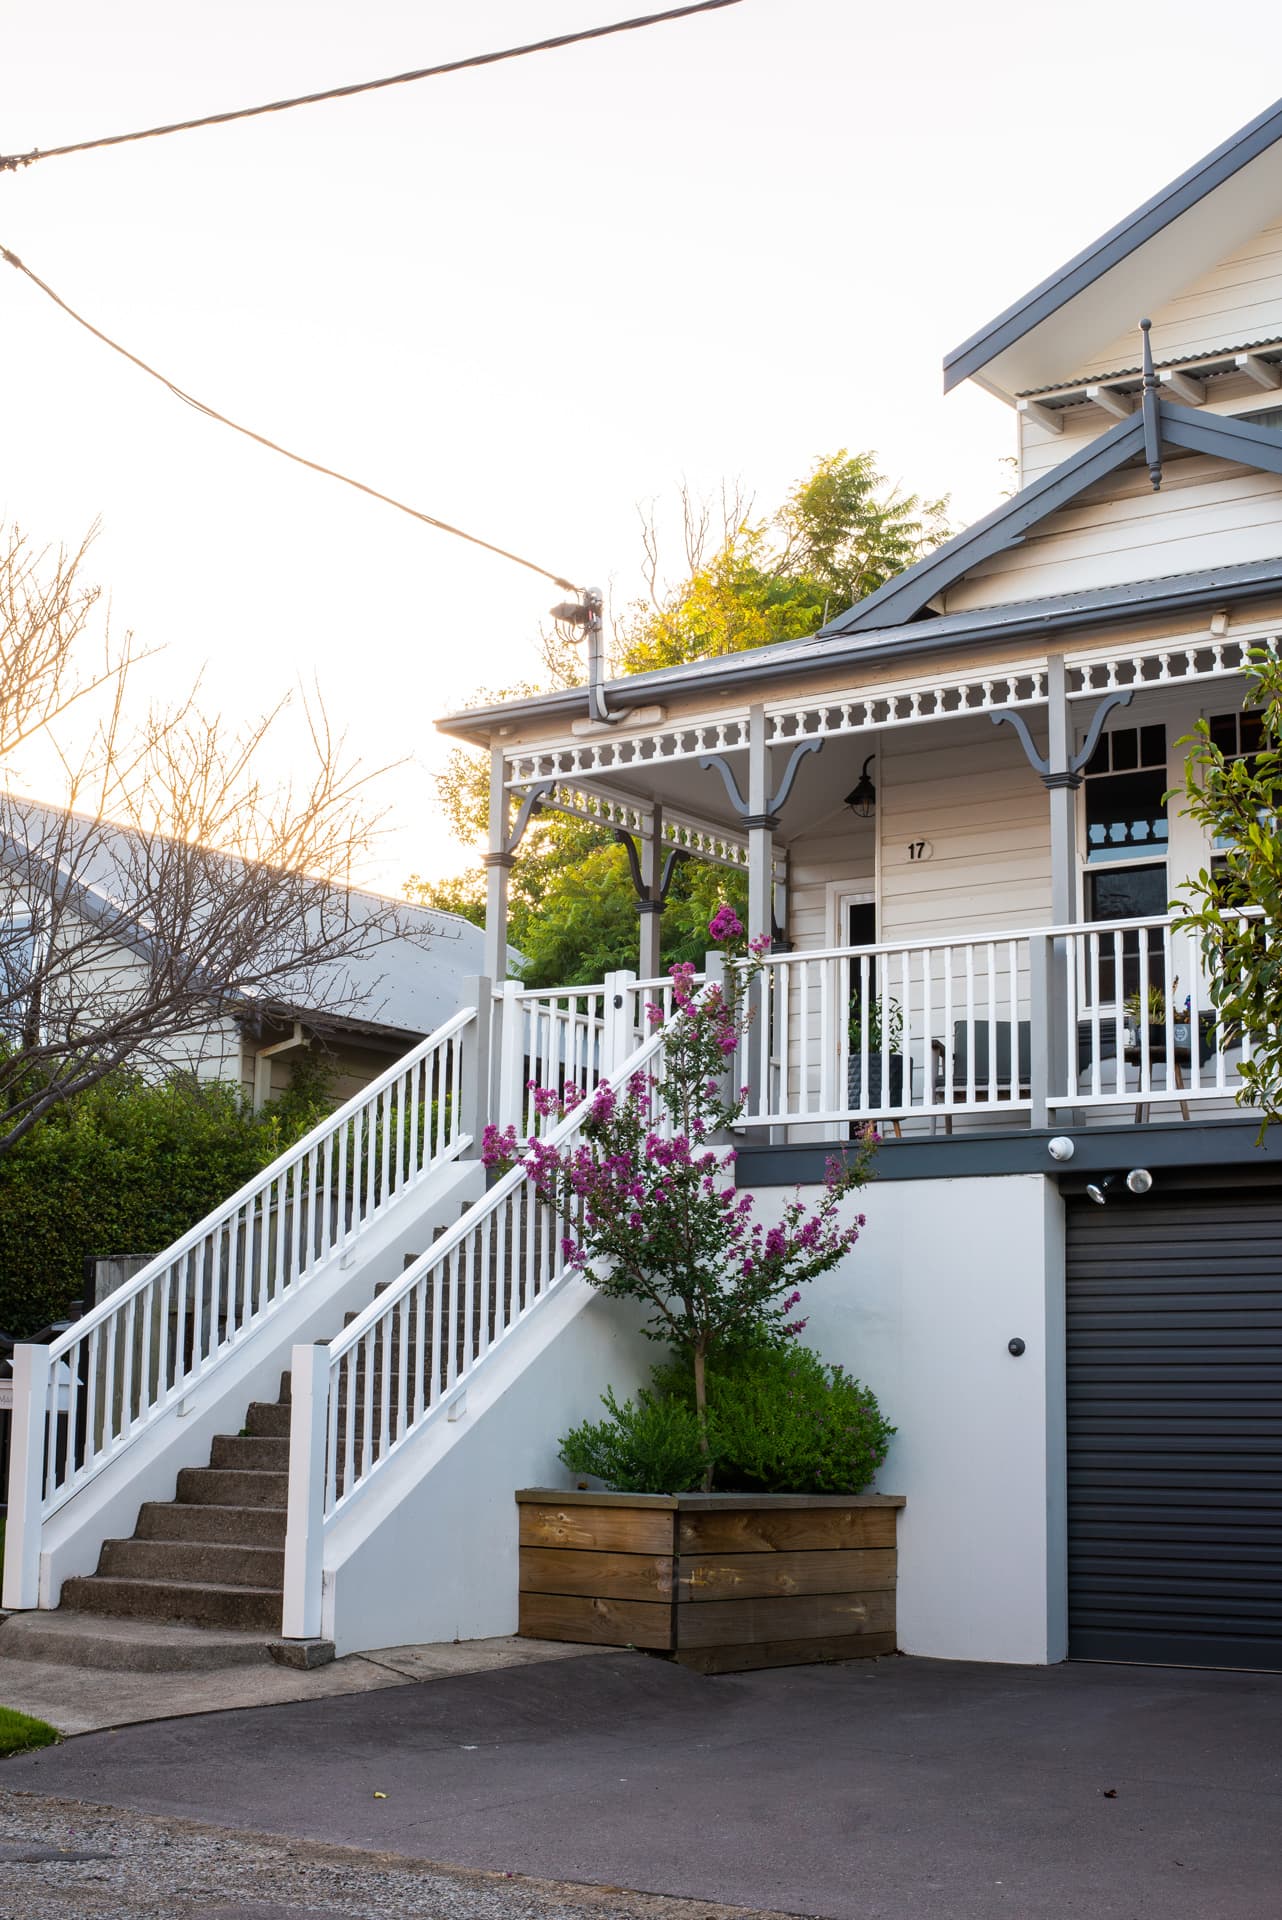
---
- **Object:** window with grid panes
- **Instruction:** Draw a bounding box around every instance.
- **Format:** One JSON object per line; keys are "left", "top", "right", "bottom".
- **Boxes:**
{"left": 1083, "top": 723, "right": 1168, "bottom": 1002}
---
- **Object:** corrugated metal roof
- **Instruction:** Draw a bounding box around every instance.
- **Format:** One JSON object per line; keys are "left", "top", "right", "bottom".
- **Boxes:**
{"left": 1018, "top": 335, "right": 1282, "bottom": 400}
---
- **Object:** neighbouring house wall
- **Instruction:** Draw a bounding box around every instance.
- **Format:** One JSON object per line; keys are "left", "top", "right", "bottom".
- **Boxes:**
{"left": 756, "top": 1172, "right": 1068, "bottom": 1664}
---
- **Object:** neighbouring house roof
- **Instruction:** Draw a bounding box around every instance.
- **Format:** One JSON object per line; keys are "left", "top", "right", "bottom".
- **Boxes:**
{"left": 943, "top": 94, "right": 1282, "bottom": 401}
{"left": 0, "top": 796, "right": 492, "bottom": 1042}
{"left": 817, "top": 398, "right": 1282, "bottom": 636}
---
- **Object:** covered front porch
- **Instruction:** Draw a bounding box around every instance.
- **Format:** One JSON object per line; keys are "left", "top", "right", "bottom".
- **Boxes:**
{"left": 470, "top": 616, "right": 1273, "bottom": 1146}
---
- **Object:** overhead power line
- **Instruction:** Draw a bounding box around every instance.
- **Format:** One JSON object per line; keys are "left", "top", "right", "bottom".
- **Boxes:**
{"left": 0, "top": 0, "right": 743, "bottom": 172}
{"left": 0, "top": 244, "right": 581, "bottom": 592}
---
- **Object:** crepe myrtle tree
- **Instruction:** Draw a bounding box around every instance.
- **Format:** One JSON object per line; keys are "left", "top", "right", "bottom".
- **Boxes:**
{"left": 483, "top": 907, "right": 877, "bottom": 1485}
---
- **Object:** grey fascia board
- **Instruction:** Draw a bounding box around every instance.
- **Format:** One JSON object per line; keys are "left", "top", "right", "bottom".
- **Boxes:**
{"left": 942, "top": 94, "right": 1282, "bottom": 394}
{"left": 1161, "top": 400, "right": 1282, "bottom": 472}
{"left": 819, "top": 411, "right": 1146, "bottom": 635}
{"left": 435, "top": 553, "right": 1282, "bottom": 746}
{"left": 736, "top": 1119, "right": 1280, "bottom": 1186}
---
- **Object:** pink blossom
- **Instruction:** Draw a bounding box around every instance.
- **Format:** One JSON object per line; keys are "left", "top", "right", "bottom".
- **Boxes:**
{"left": 708, "top": 904, "right": 744, "bottom": 944}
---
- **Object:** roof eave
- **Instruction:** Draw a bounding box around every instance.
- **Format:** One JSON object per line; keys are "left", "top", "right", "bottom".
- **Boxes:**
{"left": 942, "top": 92, "right": 1282, "bottom": 397}
{"left": 434, "top": 556, "right": 1282, "bottom": 745}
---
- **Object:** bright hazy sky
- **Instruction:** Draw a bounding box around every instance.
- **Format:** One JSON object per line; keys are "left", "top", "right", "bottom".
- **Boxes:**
{"left": 1, "top": 3, "right": 1274, "bottom": 887}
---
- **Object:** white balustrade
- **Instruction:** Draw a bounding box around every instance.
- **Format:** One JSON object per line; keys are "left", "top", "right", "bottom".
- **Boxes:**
{"left": 735, "top": 914, "right": 1263, "bottom": 1130}
{"left": 284, "top": 1012, "right": 675, "bottom": 1628}
{"left": 5, "top": 1002, "right": 479, "bottom": 1602}
{"left": 1053, "top": 910, "right": 1264, "bottom": 1112}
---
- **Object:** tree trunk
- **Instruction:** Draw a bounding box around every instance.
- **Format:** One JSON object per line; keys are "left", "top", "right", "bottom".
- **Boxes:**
{"left": 692, "top": 1341, "right": 712, "bottom": 1493}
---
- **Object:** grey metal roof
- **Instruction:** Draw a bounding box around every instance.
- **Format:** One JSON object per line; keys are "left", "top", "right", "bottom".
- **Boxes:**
{"left": 0, "top": 796, "right": 492, "bottom": 1040}
{"left": 943, "top": 94, "right": 1282, "bottom": 396}
{"left": 436, "top": 553, "right": 1282, "bottom": 744}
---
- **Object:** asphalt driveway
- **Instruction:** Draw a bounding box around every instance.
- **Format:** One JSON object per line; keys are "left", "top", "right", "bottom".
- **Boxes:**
{"left": 6, "top": 1652, "right": 1280, "bottom": 1919}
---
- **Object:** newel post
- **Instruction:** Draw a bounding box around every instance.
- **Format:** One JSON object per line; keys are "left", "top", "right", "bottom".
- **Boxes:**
{"left": 602, "top": 970, "right": 637, "bottom": 1076}
{"left": 282, "top": 1342, "right": 329, "bottom": 1640}
{"left": 494, "top": 981, "right": 527, "bottom": 1134}
{"left": 3, "top": 1343, "right": 52, "bottom": 1610}
{"left": 458, "top": 977, "right": 492, "bottom": 1156}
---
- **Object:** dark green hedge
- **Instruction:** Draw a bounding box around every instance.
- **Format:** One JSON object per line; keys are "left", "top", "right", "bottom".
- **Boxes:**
{"left": 0, "top": 1069, "right": 330, "bottom": 1337}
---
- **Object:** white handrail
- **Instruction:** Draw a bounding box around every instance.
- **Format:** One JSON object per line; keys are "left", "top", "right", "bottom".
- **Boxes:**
{"left": 29, "top": 1002, "right": 479, "bottom": 1522}
{"left": 311, "top": 1014, "right": 670, "bottom": 1535}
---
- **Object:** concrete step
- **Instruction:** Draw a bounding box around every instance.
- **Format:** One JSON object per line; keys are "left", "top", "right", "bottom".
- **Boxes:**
{"left": 98, "top": 1537, "right": 285, "bottom": 1591}
{"left": 176, "top": 1466, "right": 288, "bottom": 1509}
{"left": 137, "top": 1501, "right": 287, "bottom": 1549}
{"left": 210, "top": 1433, "right": 290, "bottom": 1472}
{"left": 0, "top": 1609, "right": 282, "bottom": 1672}
{"left": 244, "top": 1400, "right": 291, "bottom": 1438}
{"left": 58, "top": 1574, "right": 284, "bottom": 1633}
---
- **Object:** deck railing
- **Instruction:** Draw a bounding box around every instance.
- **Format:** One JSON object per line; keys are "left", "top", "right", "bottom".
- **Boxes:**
{"left": 734, "top": 913, "right": 1263, "bottom": 1131}
{"left": 3, "top": 1001, "right": 481, "bottom": 1608}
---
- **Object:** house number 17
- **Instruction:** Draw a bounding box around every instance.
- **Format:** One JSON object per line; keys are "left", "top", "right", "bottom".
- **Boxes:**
{"left": 907, "top": 840, "right": 933, "bottom": 862}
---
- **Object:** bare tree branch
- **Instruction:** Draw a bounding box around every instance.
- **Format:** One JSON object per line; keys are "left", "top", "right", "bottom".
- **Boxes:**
{"left": 0, "top": 526, "right": 421, "bottom": 1153}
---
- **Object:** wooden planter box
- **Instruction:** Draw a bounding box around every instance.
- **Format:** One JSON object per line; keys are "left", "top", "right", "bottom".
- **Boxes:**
{"left": 516, "top": 1488, "right": 905, "bottom": 1674}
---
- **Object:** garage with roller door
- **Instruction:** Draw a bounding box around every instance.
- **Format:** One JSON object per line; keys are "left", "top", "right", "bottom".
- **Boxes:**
{"left": 1067, "top": 1182, "right": 1282, "bottom": 1670}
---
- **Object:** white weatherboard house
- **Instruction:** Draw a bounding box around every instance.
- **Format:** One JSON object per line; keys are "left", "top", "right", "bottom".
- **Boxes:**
{"left": 5, "top": 101, "right": 1282, "bottom": 1674}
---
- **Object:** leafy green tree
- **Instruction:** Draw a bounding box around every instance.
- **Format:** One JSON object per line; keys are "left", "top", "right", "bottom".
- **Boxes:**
{"left": 411, "top": 453, "right": 949, "bottom": 986}
{"left": 1175, "top": 652, "right": 1282, "bottom": 1131}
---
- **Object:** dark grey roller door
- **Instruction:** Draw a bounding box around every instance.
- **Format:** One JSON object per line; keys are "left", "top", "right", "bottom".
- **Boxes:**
{"left": 1067, "top": 1186, "right": 1282, "bottom": 1670}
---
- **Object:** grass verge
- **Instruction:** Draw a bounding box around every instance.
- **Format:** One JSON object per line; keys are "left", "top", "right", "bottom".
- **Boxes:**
{"left": 0, "top": 1707, "right": 60, "bottom": 1756}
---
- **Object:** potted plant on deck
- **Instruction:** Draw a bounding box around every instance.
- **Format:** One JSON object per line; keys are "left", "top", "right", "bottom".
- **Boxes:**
{"left": 485, "top": 910, "right": 902, "bottom": 1673}
{"left": 847, "top": 992, "right": 905, "bottom": 1109}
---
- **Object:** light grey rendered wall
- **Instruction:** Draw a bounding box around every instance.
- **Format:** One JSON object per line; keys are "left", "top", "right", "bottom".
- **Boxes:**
{"left": 756, "top": 1172, "right": 1068, "bottom": 1664}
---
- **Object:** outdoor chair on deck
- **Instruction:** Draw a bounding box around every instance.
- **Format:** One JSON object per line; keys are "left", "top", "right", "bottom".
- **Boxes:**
{"left": 933, "top": 1017, "right": 1127, "bottom": 1129}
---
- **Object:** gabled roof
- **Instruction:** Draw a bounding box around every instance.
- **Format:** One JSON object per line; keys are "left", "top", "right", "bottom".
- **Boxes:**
{"left": 944, "top": 95, "right": 1282, "bottom": 402}
{"left": 818, "top": 399, "right": 1282, "bottom": 636}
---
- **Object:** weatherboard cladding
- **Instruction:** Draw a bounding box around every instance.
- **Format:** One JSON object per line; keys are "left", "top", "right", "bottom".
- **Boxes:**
{"left": 942, "top": 93, "right": 1282, "bottom": 393}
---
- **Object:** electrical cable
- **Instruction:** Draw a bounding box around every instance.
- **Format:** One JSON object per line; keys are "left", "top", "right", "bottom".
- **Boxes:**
{"left": 0, "top": 243, "right": 581, "bottom": 591}
{"left": 0, "top": 0, "right": 742, "bottom": 172}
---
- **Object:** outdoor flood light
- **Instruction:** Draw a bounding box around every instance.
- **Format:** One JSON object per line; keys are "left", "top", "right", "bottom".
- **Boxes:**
{"left": 1085, "top": 1176, "right": 1113, "bottom": 1206}
{"left": 1126, "top": 1168, "right": 1154, "bottom": 1194}
{"left": 845, "top": 754, "right": 877, "bottom": 818}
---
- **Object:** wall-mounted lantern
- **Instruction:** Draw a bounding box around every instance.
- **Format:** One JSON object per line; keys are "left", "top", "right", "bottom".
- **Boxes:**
{"left": 844, "top": 754, "right": 877, "bottom": 819}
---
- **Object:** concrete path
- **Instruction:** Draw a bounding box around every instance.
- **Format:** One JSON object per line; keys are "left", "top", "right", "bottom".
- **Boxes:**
{"left": 5, "top": 1652, "right": 1280, "bottom": 1918}
{"left": 0, "top": 1624, "right": 604, "bottom": 1735}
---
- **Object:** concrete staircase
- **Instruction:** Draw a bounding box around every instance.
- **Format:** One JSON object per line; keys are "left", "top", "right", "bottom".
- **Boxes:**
{"left": 36, "top": 1188, "right": 527, "bottom": 1648}
{"left": 59, "top": 1370, "right": 294, "bottom": 1633}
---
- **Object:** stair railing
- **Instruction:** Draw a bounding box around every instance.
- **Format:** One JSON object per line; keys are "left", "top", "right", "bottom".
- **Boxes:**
{"left": 4, "top": 994, "right": 485, "bottom": 1610}
{"left": 282, "top": 989, "right": 688, "bottom": 1637}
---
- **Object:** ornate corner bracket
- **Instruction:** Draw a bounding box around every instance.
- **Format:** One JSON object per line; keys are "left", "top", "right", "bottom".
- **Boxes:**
{"left": 614, "top": 829, "right": 689, "bottom": 911}
{"left": 991, "top": 688, "right": 1133, "bottom": 790}
{"left": 698, "top": 736, "right": 823, "bottom": 822}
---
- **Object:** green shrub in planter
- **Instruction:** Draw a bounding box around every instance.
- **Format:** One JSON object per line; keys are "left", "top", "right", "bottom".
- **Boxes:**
{"left": 560, "top": 1386, "right": 708, "bottom": 1494}
{"left": 560, "top": 1341, "right": 895, "bottom": 1496}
